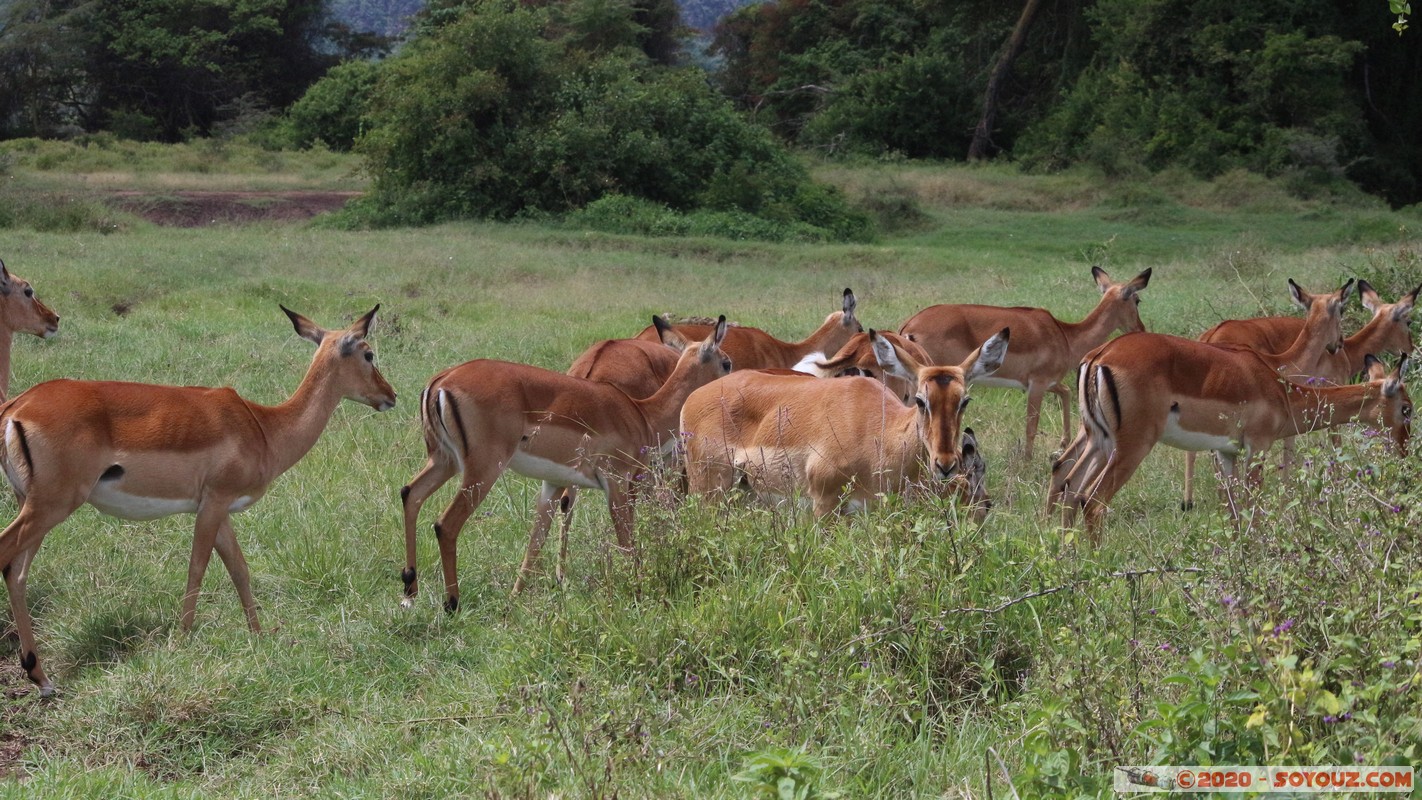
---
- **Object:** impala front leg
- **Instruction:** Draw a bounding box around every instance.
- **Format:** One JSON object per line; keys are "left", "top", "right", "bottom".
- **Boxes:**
{"left": 212, "top": 516, "right": 261, "bottom": 633}
{"left": 1048, "top": 380, "right": 1072, "bottom": 454}
{"left": 181, "top": 500, "right": 233, "bottom": 632}
{"left": 513, "top": 482, "right": 562, "bottom": 595}
{"left": 399, "top": 455, "right": 458, "bottom": 606}
{"left": 1023, "top": 381, "right": 1047, "bottom": 460}
{"left": 4, "top": 545, "right": 51, "bottom": 696}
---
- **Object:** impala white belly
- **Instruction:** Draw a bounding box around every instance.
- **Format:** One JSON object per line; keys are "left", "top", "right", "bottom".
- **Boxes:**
{"left": 86, "top": 486, "right": 259, "bottom": 521}
{"left": 508, "top": 450, "right": 606, "bottom": 491}
{"left": 972, "top": 375, "right": 1028, "bottom": 391}
{"left": 1161, "top": 415, "right": 1238, "bottom": 454}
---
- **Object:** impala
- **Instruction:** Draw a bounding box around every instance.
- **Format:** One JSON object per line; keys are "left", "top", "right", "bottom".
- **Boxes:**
{"left": 399, "top": 317, "right": 730, "bottom": 605}
{"left": 681, "top": 328, "right": 1008, "bottom": 517}
{"left": 1182, "top": 278, "right": 1360, "bottom": 507}
{"left": 551, "top": 316, "right": 686, "bottom": 584}
{"left": 636, "top": 288, "right": 861, "bottom": 371}
{"left": 1198, "top": 280, "right": 1417, "bottom": 381}
{"left": 0, "top": 305, "right": 396, "bottom": 697}
{"left": 0, "top": 260, "right": 61, "bottom": 400}
{"left": 1047, "top": 336, "right": 1410, "bottom": 539}
{"left": 898, "top": 267, "right": 1152, "bottom": 460}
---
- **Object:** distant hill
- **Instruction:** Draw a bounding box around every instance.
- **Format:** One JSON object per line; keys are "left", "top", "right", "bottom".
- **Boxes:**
{"left": 323, "top": 0, "right": 760, "bottom": 39}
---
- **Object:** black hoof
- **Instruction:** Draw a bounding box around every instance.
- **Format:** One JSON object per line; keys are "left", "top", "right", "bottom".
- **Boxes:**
{"left": 443, "top": 595, "right": 459, "bottom": 613}
{"left": 1180, "top": 501, "right": 1194, "bottom": 512}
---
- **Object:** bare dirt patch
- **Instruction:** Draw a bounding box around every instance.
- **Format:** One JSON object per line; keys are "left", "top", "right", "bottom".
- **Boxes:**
{"left": 110, "top": 190, "right": 361, "bottom": 227}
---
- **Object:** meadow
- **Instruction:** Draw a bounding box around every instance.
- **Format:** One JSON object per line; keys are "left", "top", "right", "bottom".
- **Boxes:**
{"left": 0, "top": 143, "right": 1419, "bottom": 797}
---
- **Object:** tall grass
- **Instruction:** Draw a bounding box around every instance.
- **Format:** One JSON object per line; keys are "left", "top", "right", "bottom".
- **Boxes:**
{"left": 0, "top": 156, "right": 1418, "bottom": 798}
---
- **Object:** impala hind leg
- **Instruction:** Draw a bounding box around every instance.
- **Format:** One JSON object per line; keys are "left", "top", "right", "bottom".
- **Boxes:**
{"left": 1080, "top": 445, "right": 1153, "bottom": 542}
{"left": 512, "top": 482, "right": 564, "bottom": 595}
{"left": 1023, "top": 382, "right": 1047, "bottom": 460}
{"left": 1, "top": 493, "right": 87, "bottom": 696}
{"left": 1183, "top": 452, "right": 1198, "bottom": 511}
{"left": 435, "top": 464, "right": 502, "bottom": 611}
{"left": 212, "top": 516, "right": 260, "bottom": 633}
{"left": 1046, "top": 429, "right": 1090, "bottom": 514}
{"left": 399, "top": 455, "right": 458, "bottom": 606}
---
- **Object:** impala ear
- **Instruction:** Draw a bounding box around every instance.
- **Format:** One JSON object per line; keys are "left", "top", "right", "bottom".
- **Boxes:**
{"left": 1338, "top": 278, "right": 1356, "bottom": 305}
{"left": 1394, "top": 284, "right": 1421, "bottom": 322}
{"left": 350, "top": 304, "right": 379, "bottom": 340}
{"left": 653, "top": 315, "right": 689, "bottom": 353}
{"left": 870, "top": 330, "right": 919, "bottom": 383}
{"left": 1382, "top": 354, "right": 1407, "bottom": 398}
{"left": 961, "top": 427, "right": 978, "bottom": 457}
{"left": 1358, "top": 279, "right": 1382, "bottom": 313}
{"left": 281, "top": 304, "right": 326, "bottom": 345}
{"left": 961, "top": 327, "right": 1010, "bottom": 383}
{"left": 0, "top": 260, "right": 10, "bottom": 295}
{"left": 1123, "top": 267, "right": 1152, "bottom": 297}
{"left": 1092, "top": 266, "right": 1111, "bottom": 294}
{"left": 841, "top": 288, "right": 858, "bottom": 327}
{"left": 1363, "top": 353, "right": 1387, "bottom": 381}
{"left": 1287, "top": 278, "right": 1311, "bottom": 310}
{"left": 697, "top": 315, "right": 727, "bottom": 358}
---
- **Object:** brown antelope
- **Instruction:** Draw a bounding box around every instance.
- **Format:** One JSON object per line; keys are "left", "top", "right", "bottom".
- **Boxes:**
{"left": 551, "top": 316, "right": 687, "bottom": 584}
{"left": 1198, "top": 280, "right": 1417, "bottom": 380}
{"left": 635, "top": 288, "right": 861, "bottom": 371}
{"left": 1047, "top": 336, "right": 1410, "bottom": 540}
{"left": 0, "top": 260, "right": 61, "bottom": 400}
{"left": 1181, "top": 279, "right": 1361, "bottom": 507}
{"left": 0, "top": 306, "right": 396, "bottom": 697}
{"left": 399, "top": 317, "right": 730, "bottom": 606}
{"left": 898, "top": 267, "right": 1152, "bottom": 460}
{"left": 681, "top": 328, "right": 1008, "bottom": 518}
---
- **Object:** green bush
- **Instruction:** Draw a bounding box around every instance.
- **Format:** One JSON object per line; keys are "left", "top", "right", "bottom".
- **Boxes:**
{"left": 284, "top": 60, "right": 382, "bottom": 151}
{"left": 353, "top": 0, "right": 868, "bottom": 239}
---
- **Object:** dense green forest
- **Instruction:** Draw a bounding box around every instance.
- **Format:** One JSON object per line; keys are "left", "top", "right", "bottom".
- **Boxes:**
{"left": 2, "top": 0, "right": 1420, "bottom": 216}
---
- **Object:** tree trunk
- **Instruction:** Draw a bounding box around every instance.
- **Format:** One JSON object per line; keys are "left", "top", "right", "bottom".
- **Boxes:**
{"left": 968, "top": 0, "right": 1044, "bottom": 161}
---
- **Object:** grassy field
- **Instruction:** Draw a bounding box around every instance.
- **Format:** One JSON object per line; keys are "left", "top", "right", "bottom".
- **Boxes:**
{"left": 1, "top": 146, "right": 1420, "bottom": 798}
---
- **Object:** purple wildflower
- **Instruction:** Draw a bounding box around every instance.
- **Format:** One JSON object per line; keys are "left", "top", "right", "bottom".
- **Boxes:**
{"left": 1382, "top": 660, "right": 1397, "bottom": 669}
{"left": 1221, "top": 594, "right": 1237, "bottom": 608}
{"left": 1273, "top": 619, "right": 1295, "bottom": 636}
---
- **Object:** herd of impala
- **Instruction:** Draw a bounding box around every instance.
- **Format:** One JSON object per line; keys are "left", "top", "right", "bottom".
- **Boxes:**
{"left": 0, "top": 258, "right": 1413, "bottom": 697}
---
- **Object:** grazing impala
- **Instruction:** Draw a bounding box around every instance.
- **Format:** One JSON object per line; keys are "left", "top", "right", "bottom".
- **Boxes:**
{"left": 551, "top": 316, "right": 687, "bottom": 584}
{"left": 1198, "top": 280, "right": 1417, "bottom": 381}
{"left": 1047, "top": 336, "right": 1410, "bottom": 540}
{"left": 681, "top": 328, "right": 1008, "bottom": 517}
{"left": 0, "top": 306, "right": 396, "bottom": 697}
{"left": 399, "top": 317, "right": 730, "bottom": 606}
{"left": 635, "top": 288, "right": 861, "bottom": 371}
{"left": 899, "top": 267, "right": 1152, "bottom": 460}
{"left": 0, "top": 260, "right": 61, "bottom": 400}
{"left": 1182, "top": 279, "right": 1359, "bottom": 507}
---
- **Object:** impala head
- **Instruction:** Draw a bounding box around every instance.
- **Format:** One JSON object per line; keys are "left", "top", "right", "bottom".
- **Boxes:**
{"left": 1289, "top": 278, "right": 1355, "bottom": 355}
{"left": 665, "top": 313, "right": 732, "bottom": 380}
{"left": 0, "top": 260, "right": 60, "bottom": 339}
{"left": 872, "top": 327, "right": 1009, "bottom": 480}
{"left": 1363, "top": 352, "right": 1412, "bottom": 456}
{"left": 281, "top": 304, "right": 397, "bottom": 411}
{"left": 1357, "top": 279, "right": 1419, "bottom": 357}
{"left": 1091, "top": 266, "right": 1152, "bottom": 334}
{"left": 955, "top": 427, "right": 992, "bottom": 521}
{"left": 813, "top": 330, "right": 933, "bottom": 404}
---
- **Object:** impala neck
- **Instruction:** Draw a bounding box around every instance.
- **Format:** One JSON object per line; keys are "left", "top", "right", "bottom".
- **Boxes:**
{"left": 1268, "top": 318, "right": 1334, "bottom": 379}
{"left": 0, "top": 325, "right": 13, "bottom": 401}
{"left": 252, "top": 358, "right": 348, "bottom": 475}
{"left": 1281, "top": 382, "right": 1379, "bottom": 438}
{"left": 1342, "top": 314, "right": 1403, "bottom": 373}
{"left": 634, "top": 356, "right": 715, "bottom": 441}
{"left": 789, "top": 315, "right": 847, "bottom": 361}
{"left": 1057, "top": 297, "right": 1129, "bottom": 362}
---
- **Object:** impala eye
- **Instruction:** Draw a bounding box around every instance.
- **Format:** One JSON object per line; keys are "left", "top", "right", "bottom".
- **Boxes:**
{"left": 721, "top": 359, "right": 732, "bottom": 372}
{"left": 23, "top": 287, "right": 33, "bottom": 298}
{"left": 959, "top": 396, "right": 971, "bottom": 412}
{"left": 914, "top": 396, "right": 927, "bottom": 411}
{"left": 364, "top": 351, "right": 375, "bottom": 363}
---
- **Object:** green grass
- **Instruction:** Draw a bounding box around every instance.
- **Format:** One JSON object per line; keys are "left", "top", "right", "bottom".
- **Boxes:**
{"left": 0, "top": 153, "right": 1419, "bottom": 798}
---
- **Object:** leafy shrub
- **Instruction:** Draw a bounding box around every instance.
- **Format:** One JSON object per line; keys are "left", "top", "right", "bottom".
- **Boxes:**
{"left": 283, "top": 60, "right": 382, "bottom": 151}
{"left": 353, "top": 0, "right": 868, "bottom": 239}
